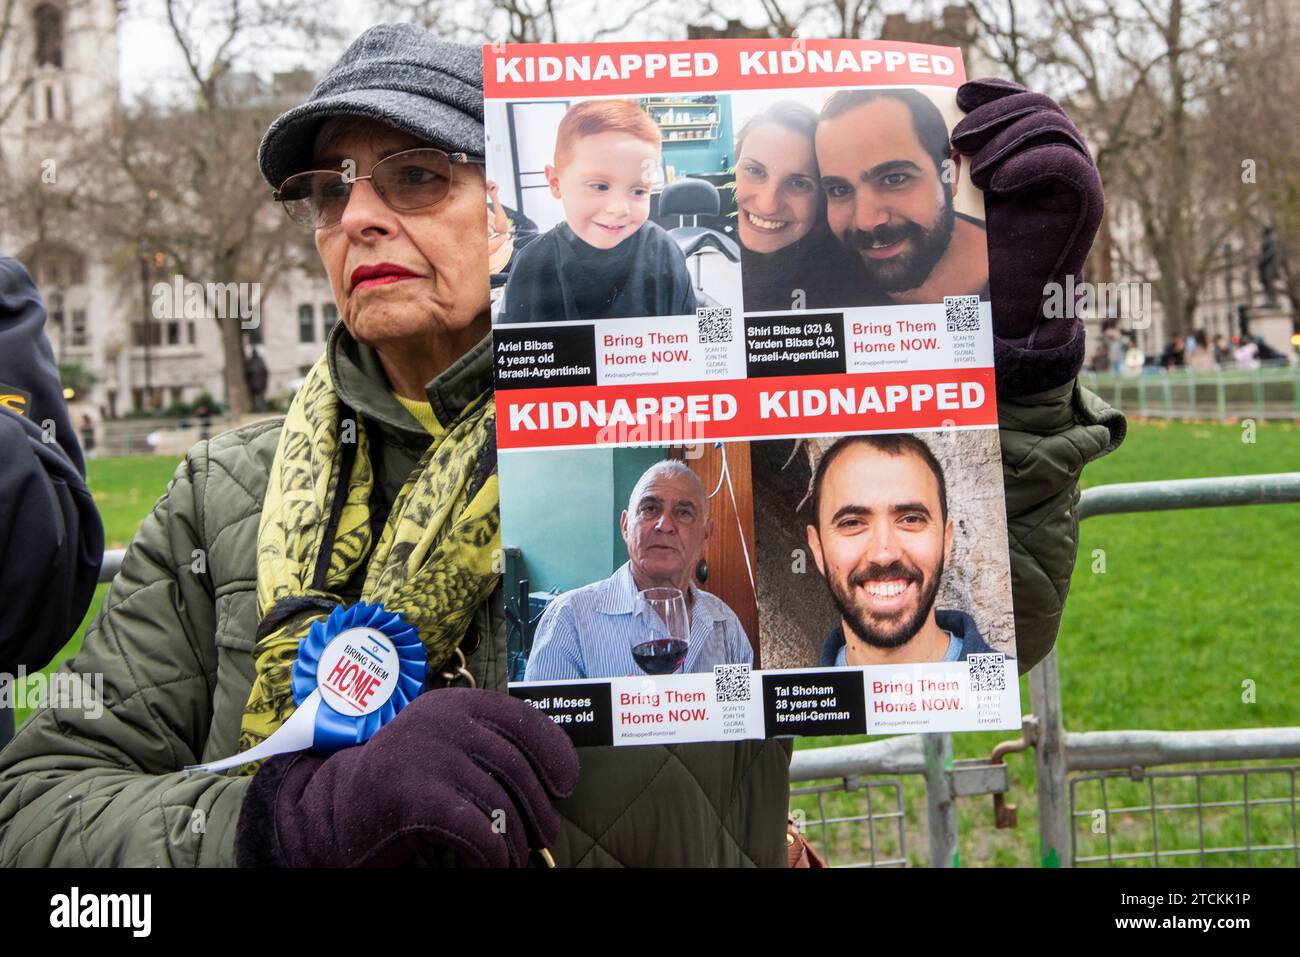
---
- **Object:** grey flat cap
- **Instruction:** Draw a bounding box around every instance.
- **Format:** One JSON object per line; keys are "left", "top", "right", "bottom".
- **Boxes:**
{"left": 258, "top": 23, "right": 484, "bottom": 189}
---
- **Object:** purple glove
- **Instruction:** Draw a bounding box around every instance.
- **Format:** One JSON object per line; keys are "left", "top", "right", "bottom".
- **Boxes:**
{"left": 234, "top": 688, "right": 579, "bottom": 867}
{"left": 952, "top": 77, "right": 1105, "bottom": 397}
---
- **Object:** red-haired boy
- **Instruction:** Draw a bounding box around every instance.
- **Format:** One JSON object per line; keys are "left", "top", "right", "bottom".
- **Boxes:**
{"left": 497, "top": 99, "right": 698, "bottom": 323}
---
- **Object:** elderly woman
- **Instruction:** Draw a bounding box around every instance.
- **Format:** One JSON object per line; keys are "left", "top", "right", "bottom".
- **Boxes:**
{"left": 0, "top": 25, "right": 790, "bottom": 868}
{"left": 733, "top": 101, "right": 887, "bottom": 312}
{"left": 0, "top": 27, "right": 1126, "bottom": 869}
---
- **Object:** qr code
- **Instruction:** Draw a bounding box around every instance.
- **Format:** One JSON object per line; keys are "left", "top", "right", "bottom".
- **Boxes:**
{"left": 696, "top": 306, "right": 733, "bottom": 343}
{"left": 967, "top": 653, "right": 1006, "bottom": 692}
{"left": 714, "top": 663, "right": 751, "bottom": 702}
{"left": 944, "top": 294, "right": 981, "bottom": 332}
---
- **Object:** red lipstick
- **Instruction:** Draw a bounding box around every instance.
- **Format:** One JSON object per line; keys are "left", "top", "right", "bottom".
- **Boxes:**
{"left": 349, "top": 263, "right": 421, "bottom": 292}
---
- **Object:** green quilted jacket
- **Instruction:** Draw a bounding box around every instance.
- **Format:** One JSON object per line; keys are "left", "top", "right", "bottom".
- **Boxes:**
{"left": 0, "top": 325, "right": 1124, "bottom": 867}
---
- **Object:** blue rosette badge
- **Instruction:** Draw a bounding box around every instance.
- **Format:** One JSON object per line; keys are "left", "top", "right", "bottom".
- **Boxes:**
{"left": 188, "top": 601, "right": 426, "bottom": 773}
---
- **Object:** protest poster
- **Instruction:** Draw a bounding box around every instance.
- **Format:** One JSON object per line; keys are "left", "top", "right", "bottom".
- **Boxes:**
{"left": 485, "top": 37, "right": 1020, "bottom": 746}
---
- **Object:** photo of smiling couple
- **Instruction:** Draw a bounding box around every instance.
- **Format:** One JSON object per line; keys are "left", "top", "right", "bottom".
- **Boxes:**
{"left": 732, "top": 85, "right": 989, "bottom": 313}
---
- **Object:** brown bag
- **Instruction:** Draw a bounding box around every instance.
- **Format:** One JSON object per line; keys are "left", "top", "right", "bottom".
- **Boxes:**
{"left": 787, "top": 816, "right": 827, "bottom": 868}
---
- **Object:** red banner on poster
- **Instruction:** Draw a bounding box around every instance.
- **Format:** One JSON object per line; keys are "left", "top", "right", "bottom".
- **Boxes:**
{"left": 496, "top": 367, "right": 997, "bottom": 450}
{"left": 484, "top": 38, "right": 967, "bottom": 99}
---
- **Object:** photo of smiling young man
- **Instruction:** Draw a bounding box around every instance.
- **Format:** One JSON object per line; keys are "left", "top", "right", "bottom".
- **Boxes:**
{"left": 804, "top": 433, "right": 997, "bottom": 666}
{"left": 816, "top": 89, "right": 990, "bottom": 306}
{"left": 495, "top": 98, "right": 698, "bottom": 323}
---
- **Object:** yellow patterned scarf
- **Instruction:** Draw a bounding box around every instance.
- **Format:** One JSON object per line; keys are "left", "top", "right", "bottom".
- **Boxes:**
{"left": 237, "top": 354, "right": 500, "bottom": 764}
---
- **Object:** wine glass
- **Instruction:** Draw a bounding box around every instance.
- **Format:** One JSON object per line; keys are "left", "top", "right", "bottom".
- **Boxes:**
{"left": 632, "top": 587, "right": 690, "bottom": 675}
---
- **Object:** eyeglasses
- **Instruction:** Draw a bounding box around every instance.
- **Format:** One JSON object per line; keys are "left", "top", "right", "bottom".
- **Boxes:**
{"left": 273, "top": 148, "right": 485, "bottom": 230}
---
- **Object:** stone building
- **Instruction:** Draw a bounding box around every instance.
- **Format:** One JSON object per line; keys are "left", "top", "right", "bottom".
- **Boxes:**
{"left": 0, "top": 1, "right": 335, "bottom": 422}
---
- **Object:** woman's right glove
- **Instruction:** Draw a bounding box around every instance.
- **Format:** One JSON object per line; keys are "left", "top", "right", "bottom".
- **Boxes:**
{"left": 233, "top": 687, "right": 580, "bottom": 867}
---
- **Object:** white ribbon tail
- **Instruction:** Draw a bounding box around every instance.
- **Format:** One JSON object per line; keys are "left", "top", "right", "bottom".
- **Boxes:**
{"left": 185, "top": 689, "right": 322, "bottom": 773}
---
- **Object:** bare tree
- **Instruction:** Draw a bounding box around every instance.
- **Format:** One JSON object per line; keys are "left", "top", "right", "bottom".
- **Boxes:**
{"left": 3, "top": 0, "right": 340, "bottom": 414}
{"left": 1213, "top": 0, "right": 1300, "bottom": 315}
{"left": 136, "top": 0, "right": 340, "bottom": 413}
{"left": 379, "top": 0, "right": 662, "bottom": 43}
{"left": 964, "top": 0, "right": 1045, "bottom": 84}
{"left": 959, "top": 0, "right": 1243, "bottom": 338}
{"left": 67, "top": 97, "right": 317, "bottom": 415}
{"left": 686, "top": 0, "right": 886, "bottom": 39}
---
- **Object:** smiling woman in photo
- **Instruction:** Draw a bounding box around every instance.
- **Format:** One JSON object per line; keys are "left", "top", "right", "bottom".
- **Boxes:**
{"left": 733, "top": 100, "right": 886, "bottom": 312}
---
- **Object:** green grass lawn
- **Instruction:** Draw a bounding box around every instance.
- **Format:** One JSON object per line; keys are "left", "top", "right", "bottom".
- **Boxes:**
{"left": 92, "top": 455, "right": 185, "bottom": 551}
{"left": 793, "top": 417, "right": 1300, "bottom": 867}
{"left": 15, "top": 421, "right": 1300, "bottom": 866}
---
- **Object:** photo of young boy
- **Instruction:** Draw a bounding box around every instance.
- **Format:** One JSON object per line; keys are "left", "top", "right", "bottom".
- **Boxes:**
{"left": 495, "top": 99, "right": 699, "bottom": 324}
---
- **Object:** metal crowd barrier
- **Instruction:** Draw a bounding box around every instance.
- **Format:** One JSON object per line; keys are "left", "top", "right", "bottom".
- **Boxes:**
{"left": 99, "top": 549, "right": 126, "bottom": 584}
{"left": 1078, "top": 365, "right": 1300, "bottom": 421}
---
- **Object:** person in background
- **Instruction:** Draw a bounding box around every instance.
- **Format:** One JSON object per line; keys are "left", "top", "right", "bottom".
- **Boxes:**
{"left": 1123, "top": 333, "right": 1147, "bottom": 376}
{"left": 1188, "top": 328, "right": 1216, "bottom": 370}
{"left": 1254, "top": 335, "right": 1284, "bottom": 364}
{"left": 1091, "top": 338, "right": 1112, "bottom": 373}
{"left": 0, "top": 255, "right": 104, "bottom": 750}
{"left": 1213, "top": 333, "right": 1234, "bottom": 367}
{"left": 1104, "top": 321, "right": 1125, "bottom": 374}
{"left": 79, "top": 414, "right": 97, "bottom": 458}
{"left": 245, "top": 346, "right": 269, "bottom": 412}
{"left": 1235, "top": 336, "right": 1260, "bottom": 369}
{"left": 1160, "top": 336, "right": 1186, "bottom": 370}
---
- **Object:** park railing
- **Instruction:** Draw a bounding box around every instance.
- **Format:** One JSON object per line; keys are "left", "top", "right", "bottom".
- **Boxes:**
{"left": 788, "top": 470, "right": 1300, "bottom": 867}
{"left": 99, "top": 549, "right": 125, "bottom": 584}
{"left": 1078, "top": 364, "right": 1299, "bottom": 421}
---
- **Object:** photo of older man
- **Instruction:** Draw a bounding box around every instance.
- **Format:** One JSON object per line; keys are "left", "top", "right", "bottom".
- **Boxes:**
{"left": 524, "top": 459, "right": 753, "bottom": 680}
{"left": 805, "top": 433, "right": 995, "bottom": 666}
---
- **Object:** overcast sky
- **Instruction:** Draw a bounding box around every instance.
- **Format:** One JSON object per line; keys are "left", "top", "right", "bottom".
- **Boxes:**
{"left": 114, "top": 0, "right": 719, "bottom": 102}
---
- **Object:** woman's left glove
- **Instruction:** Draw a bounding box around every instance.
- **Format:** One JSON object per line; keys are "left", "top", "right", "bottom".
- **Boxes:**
{"left": 233, "top": 687, "right": 579, "bottom": 867}
{"left": 952, "top": 77, "right": 1105, "bottom": 397}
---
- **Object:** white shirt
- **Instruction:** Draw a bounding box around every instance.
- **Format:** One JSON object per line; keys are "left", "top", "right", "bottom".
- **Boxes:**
{"left": 523, "top": 561, "right": 753, "bottom": 680}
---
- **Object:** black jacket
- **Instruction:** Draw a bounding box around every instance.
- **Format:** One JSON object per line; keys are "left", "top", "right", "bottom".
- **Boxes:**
{"left": 741, "top": 223, "right": 890, "bottom": 312}
{"left": 497, "top": 220, "right": 697, "bottom": 323}
{"left": 0, "top": 256, "right": 103, "bottom": 704}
